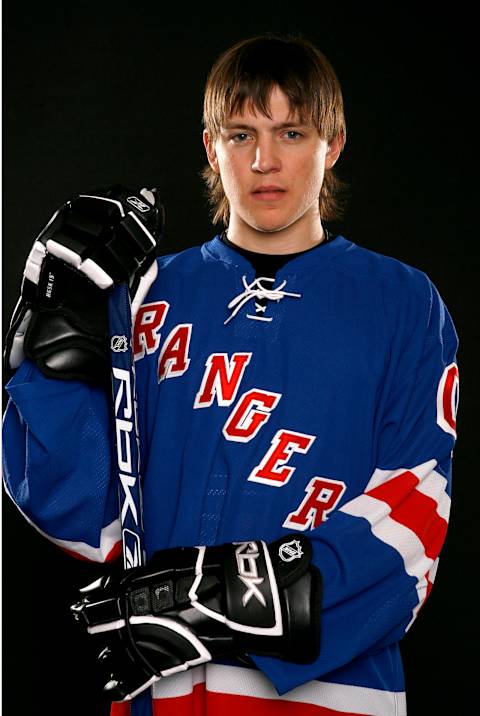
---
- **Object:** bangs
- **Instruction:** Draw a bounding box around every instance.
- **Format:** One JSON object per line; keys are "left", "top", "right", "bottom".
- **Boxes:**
{"left": 203, "top": 35, "right": 343, "bottom": 141}
{"left": 223, "top": 79, "right": 310, "bottom": 126}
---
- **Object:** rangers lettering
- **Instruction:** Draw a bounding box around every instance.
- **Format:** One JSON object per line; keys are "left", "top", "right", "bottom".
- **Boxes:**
{"left": 223, "top": 389, "right": 282, "bottom": 443}
{"left": 248, "top": 429, "right": 316, "bottom": 486}
{"left": 235, "top": 542, "right": 266, "bottom": 607}
{"left": 133, "top": 301, "right": 169, "bottom": 360}
{"left": 436, "top": 362, "right": 459, "bottom": 437}
{"left": 158, "top": 324, "right": 192, "bottom": 382}
{"left": 283, "top": 477, "right": 346, "bottom": 531}
{"left": 194, "top": 353, "right": 252, "bottom": 408}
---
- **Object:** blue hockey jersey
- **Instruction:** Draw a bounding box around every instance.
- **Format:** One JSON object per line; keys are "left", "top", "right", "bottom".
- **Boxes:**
{"left": 3, "top": 234, "right": 459, "bottom": 716}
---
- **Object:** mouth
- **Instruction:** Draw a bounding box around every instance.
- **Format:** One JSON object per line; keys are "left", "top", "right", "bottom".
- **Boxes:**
{"left": 251, "top": 187, "right": 287, "bottom": 202}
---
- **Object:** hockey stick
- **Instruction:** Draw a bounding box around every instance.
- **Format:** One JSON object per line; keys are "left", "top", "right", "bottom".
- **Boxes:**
{"left": 108, "top": 282, "right": 146, "bottom": 571}
{"left": 106, "top": 190, "right": 161, "bottom": 716}
{"left": 109, "top": 282, "right": 156, "bottom": 716}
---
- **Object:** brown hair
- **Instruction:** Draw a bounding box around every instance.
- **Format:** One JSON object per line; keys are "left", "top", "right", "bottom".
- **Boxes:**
{"left": 201, "top": 33, "right": 347, "bottom": 226}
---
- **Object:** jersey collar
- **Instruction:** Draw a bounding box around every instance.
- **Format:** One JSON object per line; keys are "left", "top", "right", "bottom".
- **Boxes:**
{"left": 203, "top": 233, "right": 354, "bottom": 277}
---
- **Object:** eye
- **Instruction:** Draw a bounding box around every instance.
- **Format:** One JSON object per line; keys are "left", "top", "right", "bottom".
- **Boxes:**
{"left": 231, "top": 133, "right": 250, "bottom": 143}
{"left": 284, "top": 130, "right": 302, "bottom": 140}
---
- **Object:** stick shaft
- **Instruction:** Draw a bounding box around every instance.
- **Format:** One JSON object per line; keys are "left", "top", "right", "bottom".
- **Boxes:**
{"left": 109, "top": 283, "right": 146, "bottom": 569}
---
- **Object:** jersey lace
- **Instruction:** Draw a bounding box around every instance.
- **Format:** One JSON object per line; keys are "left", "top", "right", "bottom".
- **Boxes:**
{"left": 224, "top": 276, "right": 302, "bottom": 325}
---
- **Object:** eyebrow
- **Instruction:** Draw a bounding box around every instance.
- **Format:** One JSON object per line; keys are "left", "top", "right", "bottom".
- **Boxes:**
{"left": 221, "top": 121, "right": 309, "bottom": 131}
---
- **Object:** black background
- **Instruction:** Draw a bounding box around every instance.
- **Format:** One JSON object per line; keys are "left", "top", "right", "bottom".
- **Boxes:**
{"left": 3, "top": 4, "right": 477, "bottom": 715}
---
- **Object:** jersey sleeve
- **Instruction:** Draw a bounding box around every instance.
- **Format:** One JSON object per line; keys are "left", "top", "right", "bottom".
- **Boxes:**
{"left": 253, "top": 273, "right": 459, "bottom": 693}
{"left": 2, "top": 359, "right": 122, "bottom": 562}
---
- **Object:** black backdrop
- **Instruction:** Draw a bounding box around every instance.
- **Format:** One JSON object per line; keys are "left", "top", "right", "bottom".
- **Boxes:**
{"left": 3, "top": 4, "right": 478, "bottom": 715}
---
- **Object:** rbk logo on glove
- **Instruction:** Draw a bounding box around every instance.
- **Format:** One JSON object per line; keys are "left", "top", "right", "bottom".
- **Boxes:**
{"left": 235, "top": 542, "right": 266, "bottom": 607}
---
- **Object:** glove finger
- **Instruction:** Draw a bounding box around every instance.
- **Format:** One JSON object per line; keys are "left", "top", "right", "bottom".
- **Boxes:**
{"left": 140, "top": 187, "right": 156, "bottom": 206}
{"left": 95, "top": 631, "right": 157, "bottom": 702}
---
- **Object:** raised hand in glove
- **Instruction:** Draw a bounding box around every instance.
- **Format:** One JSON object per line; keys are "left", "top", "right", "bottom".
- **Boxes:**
{"left": 4, "top": 184, "right": 164, "bottom": 384}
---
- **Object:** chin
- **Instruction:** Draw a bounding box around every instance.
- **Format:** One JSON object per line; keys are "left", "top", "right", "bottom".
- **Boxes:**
{"left": 248, "top": 215, "right": 291, "bottom": 234}
{"left": 255, "top": 222, "right": 295, "bottom": 235}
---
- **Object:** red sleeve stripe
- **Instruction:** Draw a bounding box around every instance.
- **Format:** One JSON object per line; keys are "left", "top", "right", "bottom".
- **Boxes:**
{"left": 151, "top": 664, "right": 406, "bottom": 716}
{"left": 341, "top": 459, "right": 450, "bottom": 580}
{"left": 366, "top": 476, "right": 448, "bottom": 559}
{"left": 153, "top": 685, "right": 385, "bottom": 716}
{"left": 341, "top": 495, "right": 434, "bottom": 580}
{"left": 61, "top": 538, "right": 122, "bottom": 563}
{"left": 364, "top": 462, "right": 451, "bottom": 522}
{"left": 41, "top": 518, "right": 122, "bottom": 562}
{"left": 366, "top": 470, "right": 419, "bottom": 503}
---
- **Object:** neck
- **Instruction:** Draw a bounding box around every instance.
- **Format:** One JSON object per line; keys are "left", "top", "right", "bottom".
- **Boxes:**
{"left": 226, "top": 211, "right": 325, "bottom": 255}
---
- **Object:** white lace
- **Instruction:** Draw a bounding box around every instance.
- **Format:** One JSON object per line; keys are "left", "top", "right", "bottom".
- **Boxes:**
{"left": 224, "top": 275, "right": 302, "bottom": 325}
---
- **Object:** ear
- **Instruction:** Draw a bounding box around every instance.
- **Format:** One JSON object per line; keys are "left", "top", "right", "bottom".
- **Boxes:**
{"left": 203, "top": 129, "right": 220, "bottom": 175}
{"left": 325, "top": 131, "right": 345, "bottom": 170}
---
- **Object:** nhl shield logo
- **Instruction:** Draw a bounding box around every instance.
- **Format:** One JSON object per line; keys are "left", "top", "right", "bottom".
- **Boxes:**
{"left": 278, "top": 539, "right": 303, "bottom": 562}
{"left": 111, "top": 335, "right": 129, "bottom": 352}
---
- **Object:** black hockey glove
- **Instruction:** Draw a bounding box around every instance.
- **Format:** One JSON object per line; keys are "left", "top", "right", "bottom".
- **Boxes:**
{"left": 4, "top": 185, "right": 164, "bottom": 385}
{"left": 71, "top": 535, "right": 321, "bottom": 701}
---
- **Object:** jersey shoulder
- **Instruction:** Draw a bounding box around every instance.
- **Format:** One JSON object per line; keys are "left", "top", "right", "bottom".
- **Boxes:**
{"left": 155, "top": 241, "right": 214, "bottom": 276}
{"left": 333, "top": 239, "right": 434, "bottom": 299}
{"left": 336, "top": 238, "right": 458, "bottom": 349}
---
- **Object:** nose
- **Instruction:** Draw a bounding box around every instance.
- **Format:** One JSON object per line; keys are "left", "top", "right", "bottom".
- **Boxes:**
{"left": 251, "top": 137, "right": 281, "bottom": 173}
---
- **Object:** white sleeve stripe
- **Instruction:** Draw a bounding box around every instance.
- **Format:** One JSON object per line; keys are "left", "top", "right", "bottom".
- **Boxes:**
{"left": 341, "top": 494, "right": 433, "bottom": 580}
{"left": 415, "top": 471, "right": 451, "bottom": 521}
{"left": 150, "top": 666, "right": 205, "bottom": 699}
{"left": 428, "top": 556, "right": 440, "bottom": 583}
{"left": 151, "top": 663, "right": 407, "bottom": 716}
{"left": 364, "top": 459, "right": 437, "bottom": 492}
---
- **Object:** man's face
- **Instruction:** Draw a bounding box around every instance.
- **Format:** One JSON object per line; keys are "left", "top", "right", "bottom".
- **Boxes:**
{"left": 203, "top": 86, "right": 340, "bottom": 235}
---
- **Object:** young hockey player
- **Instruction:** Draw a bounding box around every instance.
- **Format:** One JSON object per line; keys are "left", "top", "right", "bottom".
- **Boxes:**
{"left": 3, "top": 34, "right": 459, "bottom": 716}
